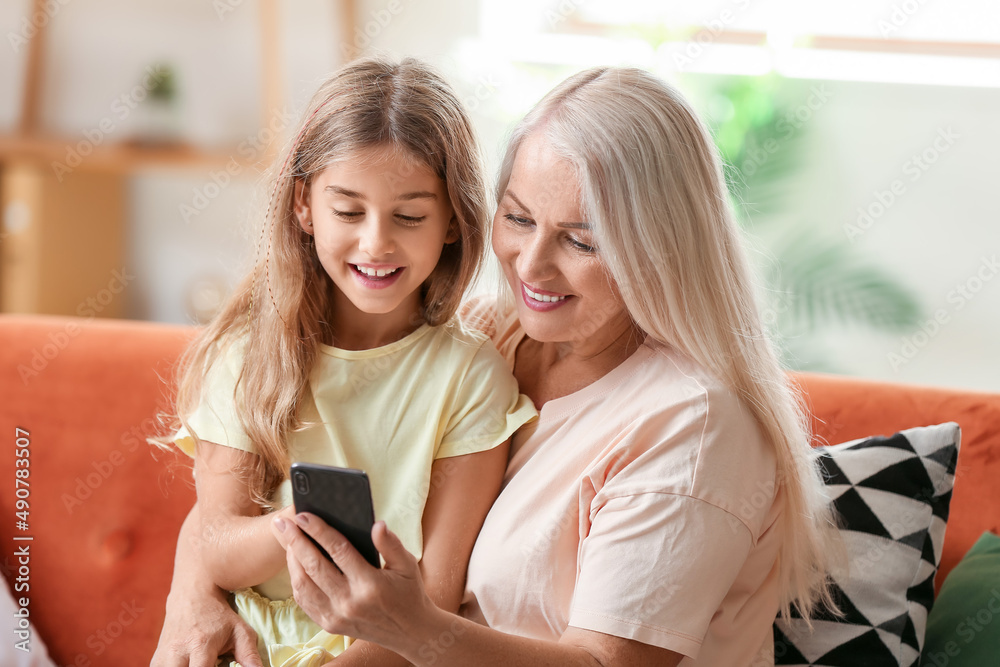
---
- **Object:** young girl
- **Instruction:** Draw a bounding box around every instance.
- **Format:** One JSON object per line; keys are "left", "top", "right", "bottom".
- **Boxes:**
{"left": 158, "top": 57, "right": 536, "bottom": 667}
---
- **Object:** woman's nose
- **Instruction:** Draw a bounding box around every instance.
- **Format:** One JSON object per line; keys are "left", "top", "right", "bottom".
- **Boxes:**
{"left": 358, "top": 217, "right": 395, "bottom": 257}
{"left": 515, "top": 231, "right": 557, "bottom": 283}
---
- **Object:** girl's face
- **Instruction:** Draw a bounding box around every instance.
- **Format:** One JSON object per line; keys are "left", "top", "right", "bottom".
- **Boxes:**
{"left": 491, "top": 132, "right": 635, "bottom": 351}
{"left": 294, "top": 146, "right": 456, "bottom": 332}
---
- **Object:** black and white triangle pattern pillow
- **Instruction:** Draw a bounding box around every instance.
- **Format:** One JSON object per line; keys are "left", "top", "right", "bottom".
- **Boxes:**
{"left": 774, "top": 422, "right": 960, "bottom": 667}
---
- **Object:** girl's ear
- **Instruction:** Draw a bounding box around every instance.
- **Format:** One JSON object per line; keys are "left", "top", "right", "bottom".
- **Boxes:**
{"left": 293, "top": 180, "right": 313, "bottom": 233}
{"left": 445, "top": 215, "right": 460, "bottom": 244}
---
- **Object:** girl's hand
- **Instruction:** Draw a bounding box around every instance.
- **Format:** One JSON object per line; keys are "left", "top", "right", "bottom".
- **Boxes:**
{"left": 269, "top": 505, "right": 297, "bottom": 542}
{"left": 272, "top": 513, "right": 436, "bottom": 655}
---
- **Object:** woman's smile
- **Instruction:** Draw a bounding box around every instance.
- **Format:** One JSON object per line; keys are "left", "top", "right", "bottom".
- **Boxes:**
{"left": 520, "top": 281, "right": 571, "bottom": 311}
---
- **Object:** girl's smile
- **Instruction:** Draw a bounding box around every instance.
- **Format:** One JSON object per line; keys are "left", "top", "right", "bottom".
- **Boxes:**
{"left": 350, "top": 263, "right": 405, "bottom": 289}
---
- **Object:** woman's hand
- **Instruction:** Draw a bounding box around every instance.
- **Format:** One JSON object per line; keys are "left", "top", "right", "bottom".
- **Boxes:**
{"left": 152, "top": 504, "right": 264, "bottom": 667}
{"left": 271, "top": 513, "right": 436, "bottom": 656}
{"left": 151, "top": 586, "right": 262, "bottom": 667}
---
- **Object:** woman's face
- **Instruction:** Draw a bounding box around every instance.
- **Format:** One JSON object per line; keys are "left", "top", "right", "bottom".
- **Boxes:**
{"left": 492, "top": 132, "right": 635, "bottom": 350}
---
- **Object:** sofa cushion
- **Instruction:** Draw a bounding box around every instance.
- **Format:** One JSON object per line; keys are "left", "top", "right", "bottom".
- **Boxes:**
{"left": 774, "top": 422, "right": 960, "bottom": 667}
{"left": 920, "top": 531, "right": 1000, "bottom": 666}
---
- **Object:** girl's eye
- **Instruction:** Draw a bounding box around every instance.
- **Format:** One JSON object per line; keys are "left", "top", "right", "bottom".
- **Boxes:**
{"left": 333, "top": 209, "right": 362, "bottom": 220}
{"left": 396, "top": 214, "right": 426, "bottom": 226}
{"left": 504, "top": 213, "right": 532, "bottom": 227}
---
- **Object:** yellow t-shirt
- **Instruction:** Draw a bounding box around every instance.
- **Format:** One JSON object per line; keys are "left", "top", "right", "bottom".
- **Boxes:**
{"left": 175, "top": 316, "right": 537, "bottom": 600}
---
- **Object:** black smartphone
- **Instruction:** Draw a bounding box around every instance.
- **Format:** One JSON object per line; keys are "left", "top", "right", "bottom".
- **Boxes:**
{"left": 289, "top": 463, "right": 380, "bottom": 568}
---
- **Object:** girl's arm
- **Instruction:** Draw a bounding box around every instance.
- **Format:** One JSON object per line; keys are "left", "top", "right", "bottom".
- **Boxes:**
{"left": 277, "top": 513, "right": 683, "bottom": 667}
{"left": 417, "top": 439, "right": 511, "bottom": 610}
{"left": 195, "top": 440, "right": 290, "bottom": 591}
{"left": 314, "top": 439, "right": 512, "bottom": 667}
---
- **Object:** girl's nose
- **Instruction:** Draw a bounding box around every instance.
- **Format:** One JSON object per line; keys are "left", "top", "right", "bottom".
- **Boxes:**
{"left": 358, "top": 218, "right": 395, "bottom": 257}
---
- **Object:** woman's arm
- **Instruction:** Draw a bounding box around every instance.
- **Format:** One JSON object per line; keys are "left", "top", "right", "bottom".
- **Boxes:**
{"left": 194, "top": 441, "right": 290, "bottom": 591}
{"left": 151, "top": 504, "right": 263, "bottom": 667}
{"left": 275, "top": 512, "right": 683, "bottom": 667}
{"left": 299, "top": 440, "right": 512, "bottom": 666}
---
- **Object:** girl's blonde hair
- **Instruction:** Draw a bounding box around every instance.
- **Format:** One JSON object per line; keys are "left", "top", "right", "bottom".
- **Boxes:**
{"left": 157, "top": 57, "right": 488, "bottom": 505}
{"left": 497, "top": 67, "right": 836, "bottom": 619}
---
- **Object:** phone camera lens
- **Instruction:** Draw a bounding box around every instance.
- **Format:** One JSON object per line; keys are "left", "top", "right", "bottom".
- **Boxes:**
{"left": 293, "top": 471, "right": 309, "bottom": 495}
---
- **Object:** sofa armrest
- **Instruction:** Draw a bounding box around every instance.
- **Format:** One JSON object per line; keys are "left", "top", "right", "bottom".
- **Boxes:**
{"left": 0, "top": 315, "right": 198, "bottom": 666}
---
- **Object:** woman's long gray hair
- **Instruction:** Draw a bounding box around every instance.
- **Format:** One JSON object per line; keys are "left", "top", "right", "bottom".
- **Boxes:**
{"left": 497, "top": 67, "right": 838, "bottom": 620}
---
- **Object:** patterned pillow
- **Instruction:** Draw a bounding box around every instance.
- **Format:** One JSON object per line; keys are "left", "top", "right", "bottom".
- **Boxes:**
{"left": 774, "top": 422, "right": 960, "bottom": 667}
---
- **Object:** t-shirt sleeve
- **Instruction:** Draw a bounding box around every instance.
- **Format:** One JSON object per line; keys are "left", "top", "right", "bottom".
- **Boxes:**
{"left": 569, "top": 491, "right": 754, "bottom": 658}
{"left": 173, "top": 340, "right": 255, "bottom": 457}
{"left": 436, "top": 341, "right": 537, "bottom": 459}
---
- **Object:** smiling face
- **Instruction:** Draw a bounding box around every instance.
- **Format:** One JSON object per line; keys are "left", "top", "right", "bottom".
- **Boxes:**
{"left": 294, "top": 145, "right": 456, "bottom": 342}
{"left": 492, "top": 132, "right": 636, "bottom": 351}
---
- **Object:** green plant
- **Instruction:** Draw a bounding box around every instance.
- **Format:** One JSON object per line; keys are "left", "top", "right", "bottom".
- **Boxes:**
{"left": 704, "top": 75, "right": 923, "bottom": 371}
{"left": 148, "top": 63, "right": 177, "bottom": 103}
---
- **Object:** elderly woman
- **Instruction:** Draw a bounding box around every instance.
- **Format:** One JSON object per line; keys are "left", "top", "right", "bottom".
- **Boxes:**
{"left": 154, "top": 66, "right": 834, "bottom": 667}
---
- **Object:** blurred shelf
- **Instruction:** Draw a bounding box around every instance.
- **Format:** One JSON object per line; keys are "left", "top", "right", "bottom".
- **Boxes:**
{"left": 0, "top": 133, "right": 269, "bottom": 174}
{"left": 0, "top": 0, "right": 318, "bottom": 319}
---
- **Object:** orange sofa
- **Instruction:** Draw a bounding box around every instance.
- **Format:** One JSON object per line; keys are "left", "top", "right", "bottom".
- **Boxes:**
{"left": 2, "top": 314, "right": 999, "bottom": 666}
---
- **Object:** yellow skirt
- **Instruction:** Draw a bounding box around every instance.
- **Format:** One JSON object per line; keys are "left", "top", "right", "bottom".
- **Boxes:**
{"left": 227, "top": 587, "right": 354, "bottom": 667}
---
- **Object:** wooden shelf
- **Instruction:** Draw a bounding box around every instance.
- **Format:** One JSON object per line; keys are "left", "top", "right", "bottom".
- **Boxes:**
{"left": 0, "top": 133, "right": 269, "bottom": 174}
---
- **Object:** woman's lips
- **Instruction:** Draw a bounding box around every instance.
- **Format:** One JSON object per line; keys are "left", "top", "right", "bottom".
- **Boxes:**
{"left": 520, "top": 281, "right": 571, "bottom": 312}
{"left": 351, "top": 263, "right": 404, "bottom": 289}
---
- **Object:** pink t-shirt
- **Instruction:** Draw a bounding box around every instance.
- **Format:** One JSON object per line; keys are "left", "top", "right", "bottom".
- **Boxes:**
{"left": 459, "top": 299, "right": 782, "bottom": 666}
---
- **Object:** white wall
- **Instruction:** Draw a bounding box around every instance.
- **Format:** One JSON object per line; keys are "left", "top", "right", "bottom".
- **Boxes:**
{"left": 790, "top": 79, "right": 1000, "bottom": 391}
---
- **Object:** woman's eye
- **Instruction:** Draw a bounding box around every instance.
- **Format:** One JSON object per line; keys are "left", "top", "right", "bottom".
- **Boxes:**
{"left": 504, "top": 213, "right": 532, "bottom": 227}
{"left": 333, "top": 209, "right": 362, "bottom": 220}
{"left": 396, "top": 214, "right": 426, "bottom": 226}
{"left": 568, "top": 237, "right": 596, "bottom": 253}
